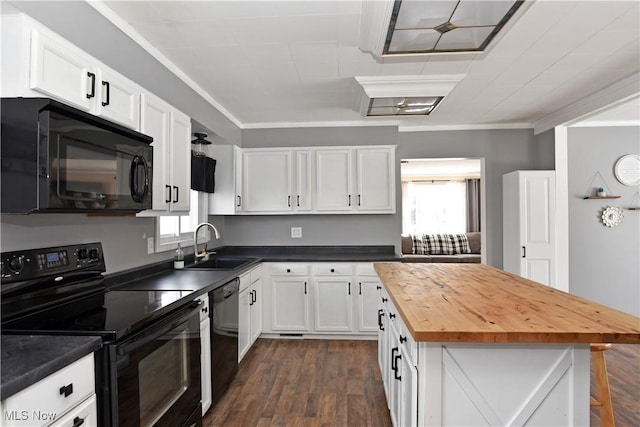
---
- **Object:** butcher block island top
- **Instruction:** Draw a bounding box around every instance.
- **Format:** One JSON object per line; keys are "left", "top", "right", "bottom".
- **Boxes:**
{"left": 374, "top": 262, "right": 640, "bottom": 344}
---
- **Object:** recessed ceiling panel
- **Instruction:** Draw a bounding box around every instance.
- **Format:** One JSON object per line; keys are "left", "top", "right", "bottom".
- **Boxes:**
{"left": 437, "top": 27, "right": 495, "bottom": 50}
{"left": 389, "top": 29, "right": 440, "bottom": 52}
{"left": 394, "top": 0, "right": 458, "bottom": 29}
{"left": 451, "top": 1, "right": 518, "bottom": 27}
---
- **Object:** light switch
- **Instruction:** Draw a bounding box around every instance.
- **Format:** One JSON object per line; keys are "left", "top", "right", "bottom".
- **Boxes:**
{"left": 291, "top": 227, "right": 302, "bottom": 238}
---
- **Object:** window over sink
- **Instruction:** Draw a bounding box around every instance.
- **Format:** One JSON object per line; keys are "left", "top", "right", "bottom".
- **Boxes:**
{"left": 156, "top": 190, "right": 208, "bottom": 252}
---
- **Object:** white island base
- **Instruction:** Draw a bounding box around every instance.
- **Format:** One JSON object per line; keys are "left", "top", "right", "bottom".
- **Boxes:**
{"left": 417, "top": 343, "right": 590, "bottom": 427}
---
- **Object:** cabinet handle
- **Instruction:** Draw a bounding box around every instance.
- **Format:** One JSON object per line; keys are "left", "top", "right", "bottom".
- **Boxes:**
{"left": 358, "top": 194, "right": 361, "bottom": 206}
{"left": 359, "top": 282, "right": 362, "bottom": 295}
{"left": 252, "top": 290, "right": 257, "bottom": 304}
{"left": 522, "top": 246, "right": 526, "bottom": 258}
{"left": 399, "top": 335, "right": 407, "bottom": 344}
{"left": 304, "top": 281, "right": 307, "bottom": 294}
{"left": 165, "top": 185, "right": 171, "bottom": 203}
{"left": 394, "top": 354, "right": 402, "bottom": 380}
{"left": 287, "top": 268, "right": 291, "bottom": 273}
{"left": 376, "top": 285, "right": 381, "bottom": 290}
{"left": 288, "top": 195, "right": 291, "bottom": 207}
{"left": 348, "top": 194, "right": 351, "bottom": 206}
{"left": 330, "top": 268, "right": 335, "bottom": 273}
{"left": 297, "top": 195, "right": 300, "bottom": 207}
{"left": 202, "top": 306, "right": 208, "bottom": 314}
{"left": 86, "top": 72, "right": 95, "bottom": 99}
{"left": 382, "top": 297, "right": 388, "bottom": 303}
{"left": 72, "top": 417, "right": 85, "bottom": 427}
{"left": 173, "top": 186, "right": 179, "bottom": 203}
{"left": 389, "top": 313, "right": 396, "bottom": 319}
{"left": 378, "top": 309, "right": 384, "bottom": 331}
{"left": 101, "top": 80, "right": 110, "bottom": 106}
{"left": 249, "top": 290, "right": 254, "bottom": 306}
{"left": 391, "top": 347, "right": 399, "bottom": 370}
{"left": 236, "top": 195, "right": 241, "bottom": 207}
{"left": 59, "top": 383, "right": 74, "bottom": 397}
{"left": 348, "top": 282, "right": 351, "bottom": 295}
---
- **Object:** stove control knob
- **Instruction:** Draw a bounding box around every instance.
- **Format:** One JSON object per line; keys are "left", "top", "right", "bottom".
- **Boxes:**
{"left": 8, "top": 255, "right": 24, "bottom": 273}
{"left": 77, "top": 248, "right": 88, "bottom": 260}
{"left": 89, "top": 249, "right": 99, "bottom": 260}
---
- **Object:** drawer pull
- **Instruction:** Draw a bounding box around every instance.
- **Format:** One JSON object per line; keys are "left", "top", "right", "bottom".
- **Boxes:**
{"left": 59, "top": 383, "right": 74, "bottom": 397}
{"left": 73, "top": 417, "right": 85, "bottom": 427}
{"left": 287, "top": 268, "right": 291, "bottom": 273}
{"left": 389, "top": 313, "right": 396, "bottom": 319}
{"left": 376, "top": 285, "right": 381, "bottom": 290}
{"left": 331, "top": 268, "right": 335, "bottom": 273}
{"left": 382, "top": 297, "right": 388, "bottom": 303}
{"left": 399, "top": 335, "right": 407, "bottom": 344}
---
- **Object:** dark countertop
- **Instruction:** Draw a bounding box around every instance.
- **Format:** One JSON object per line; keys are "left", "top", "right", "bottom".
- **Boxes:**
{"left": 1, "top": 335, "right": 103, "bottom": 400}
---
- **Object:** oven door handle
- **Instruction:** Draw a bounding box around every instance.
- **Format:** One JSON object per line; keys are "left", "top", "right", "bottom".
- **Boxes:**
{"left": 116, "top": 301, "right": 201, "bottom": 356}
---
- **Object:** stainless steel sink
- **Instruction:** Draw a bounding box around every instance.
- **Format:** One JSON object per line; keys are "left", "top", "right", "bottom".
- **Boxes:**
{"left": 186, "top": 256, "right": 256, "bottom": 270}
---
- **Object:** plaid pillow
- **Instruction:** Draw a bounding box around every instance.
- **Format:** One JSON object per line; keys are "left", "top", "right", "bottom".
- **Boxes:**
{"left": 450, "top": 234, "right": 471, "bottom": 254}
{"left": 411, "top": 234, "right": 428, "bottom": 254}
{"left": 423, "top": 234, "right": 455, "bottom": 255}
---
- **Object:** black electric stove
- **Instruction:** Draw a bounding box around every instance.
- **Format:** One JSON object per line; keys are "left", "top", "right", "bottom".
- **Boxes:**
{"left": 1, "top": 243, "right": 203, "bottom": 427}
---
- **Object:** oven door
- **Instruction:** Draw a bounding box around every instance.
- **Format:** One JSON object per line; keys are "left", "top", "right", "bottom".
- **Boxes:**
{"left": 111, "top": 302, "right": 201, "bottom": 427}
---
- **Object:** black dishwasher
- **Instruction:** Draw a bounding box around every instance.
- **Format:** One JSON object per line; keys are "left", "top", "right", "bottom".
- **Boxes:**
{"left": 209, "top": 278, "right": 240, "bottom": 408}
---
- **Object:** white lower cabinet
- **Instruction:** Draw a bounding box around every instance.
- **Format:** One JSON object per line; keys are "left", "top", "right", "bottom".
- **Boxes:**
{"left": 378, "top": 285, "right": 418, "bottom": 427}
{"left": 262, "top": 262, "right": 382, "bottom": 337}
{"left": 238, "top": 265, "right": 263, "bottom": 362}
{"left": 0, "top": 354, "right": 96, "bottom": 427}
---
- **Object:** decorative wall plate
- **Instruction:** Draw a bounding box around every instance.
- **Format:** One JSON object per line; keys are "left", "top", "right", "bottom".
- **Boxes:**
{"left": 614, "top": 154, "right": 640, "bottom": 186}
{"left": 601, "top": 206, "right": 624, "bottom": 227}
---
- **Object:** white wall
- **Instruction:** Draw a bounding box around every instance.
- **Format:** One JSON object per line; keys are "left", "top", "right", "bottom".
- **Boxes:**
{"left": 567, "top": 126, "right": 640, "bottom": 316}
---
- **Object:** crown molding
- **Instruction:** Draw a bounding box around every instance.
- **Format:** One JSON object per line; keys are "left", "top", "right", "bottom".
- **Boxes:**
{"left": 242, "top": 120, "right": 401, "bottom": 130}
{"left": 399, "top": 123, "right": 532, "bottom": 132}
{"left": 532, "top": 73, "right": 640, "bottom": 134}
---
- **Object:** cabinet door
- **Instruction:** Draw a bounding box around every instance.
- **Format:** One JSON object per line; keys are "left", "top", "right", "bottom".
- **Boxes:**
{"left": 313, "top": 278, "right": 353, "bottom": 332}
{"left": 356, "top": 278, "right": 380, "bottom": 332}
{"left": 49, "top": 394, "right": 98, "bottom": 427}
{"left": 242, "top": 150, "right": 292, "bottom": 212}
{"left": 238, "top": 287, "right": 251, "bottom": 361}
{"left": 398, "top": 349, "right": 418, "bottom": 427}
{"left": 356, "top": 148, "right": 395, "bottom": 212}
{"left": 315, "top": 149, "right": 352, "bottom": 211}
{"left": 169, "top": 109, "right": 192, "bottom": 212}
{"left": 271, "top": 278, "right": 309, "bottom": 331}
{"left": 95, "top": 66, "right": 140, "bottom": 130}
{"left": 250, "top": 279, "right": 263, "bottom": 344}
{"left": 200, "top": 318, "right": 212, "bottom": 415}
{"left": 140, "top": 93, "right": 170, "bottom": 211}
{"left": 30, "top": 29, "right": 93, "bottom": 112}
{"left": 294, "top": 150, "right": 312, "bottom": 211}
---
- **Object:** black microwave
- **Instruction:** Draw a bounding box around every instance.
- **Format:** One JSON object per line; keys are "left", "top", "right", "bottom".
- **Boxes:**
{"left": 1, "top": 98, "right": 153, "bottom": 213}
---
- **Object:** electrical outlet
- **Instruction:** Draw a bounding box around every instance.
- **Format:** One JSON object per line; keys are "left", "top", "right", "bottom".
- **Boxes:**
{"left": 291, "top": 227, "right": 302, "bottom": 238}
{"left": 147, "top": 237, "right": 154, "bottom": 254}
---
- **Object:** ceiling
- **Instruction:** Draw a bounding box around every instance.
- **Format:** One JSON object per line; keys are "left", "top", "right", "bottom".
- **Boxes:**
{"left": 96, "top": 1, "right": 639, "bottom": 129}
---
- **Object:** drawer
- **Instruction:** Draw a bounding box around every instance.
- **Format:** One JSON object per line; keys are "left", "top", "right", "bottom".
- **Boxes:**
{"left": 312, "top": 263, "right": 353, "bottom": 276}
{"left": 250, "top": 265, "right": 262, "bottom": 283}
{"left": 49, "top": 394, "right": 97, "bottom": 427}
{"left": 355, "top": 262, "right": 377, "bottom": 276}
{"left": 268, "top": 263, "right": 309, "bottom": 276}
{"left": 2, "top": 354, "right": 95, "bottom": 427}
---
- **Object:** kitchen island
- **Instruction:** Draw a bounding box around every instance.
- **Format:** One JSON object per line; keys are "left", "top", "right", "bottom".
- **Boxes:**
{"left": 374, "top": 262, "right": 640, "bottom": 427}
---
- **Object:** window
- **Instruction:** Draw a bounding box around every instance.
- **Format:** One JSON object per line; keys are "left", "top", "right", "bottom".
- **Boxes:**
{"left": 403, "top": 180, "right": 467, "bottom": 234}
{"left": 156, "top": 190, "right": 206, "bottom": 251}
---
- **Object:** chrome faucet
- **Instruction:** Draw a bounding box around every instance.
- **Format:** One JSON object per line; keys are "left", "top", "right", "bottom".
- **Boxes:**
{"left": 194, "top": 222, "right": 221, "bottom": 262}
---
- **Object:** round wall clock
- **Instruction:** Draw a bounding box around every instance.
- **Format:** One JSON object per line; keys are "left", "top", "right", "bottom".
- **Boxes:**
{"left": 601, "top": 206, "right": 624, "bottom": 227}
{"left": 614, "top": 154, "right": 640, "bottom": 186}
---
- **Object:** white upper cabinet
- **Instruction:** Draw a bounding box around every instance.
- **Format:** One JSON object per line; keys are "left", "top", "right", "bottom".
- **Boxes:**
{"left": 241, "top": 150, "right": 292, "bottom": 212}
{"left": 294, "top": 150, "right": 312, "bottom": 211}
{"left": 28, "top": 23, "right": 139, "bottom": 129}
{"left": 315, "top": 149, "right": 353, "bottom": 212}
{"left": 356, "top": 148, "right": 395, "bottom": 212}
{"left": 315, "top": 146, "right": 396, "bottom": 214}
{"left": 139, "top": 92, "right": 191, "bottom": 213}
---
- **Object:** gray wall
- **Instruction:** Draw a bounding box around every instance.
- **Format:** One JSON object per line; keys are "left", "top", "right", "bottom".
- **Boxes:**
{"left": 7, "top": 1, "right": 241, "bottom": 145}
{"left": 567, "top": 127, "right": 640, "bottom": 316}
{"left": 398, "top": 128, "right": 556, "bottom": 267}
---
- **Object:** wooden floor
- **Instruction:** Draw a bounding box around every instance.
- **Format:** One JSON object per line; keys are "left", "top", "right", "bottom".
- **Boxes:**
{"left": 203, "top": 339, "right": 639, "bottom": 427}
{"left": 203, "top": 339, "right": 391, "bottom": 427}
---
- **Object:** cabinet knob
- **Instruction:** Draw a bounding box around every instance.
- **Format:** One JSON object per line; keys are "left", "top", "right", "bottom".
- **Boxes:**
{"left": 287, "top": 268, "right": 291, "bottom": 273}
{"left": 73, "top": 417, "right": 85, "bottom": 427}
{"left": 330, "top": 268, "right": 335, "bottom": 273}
